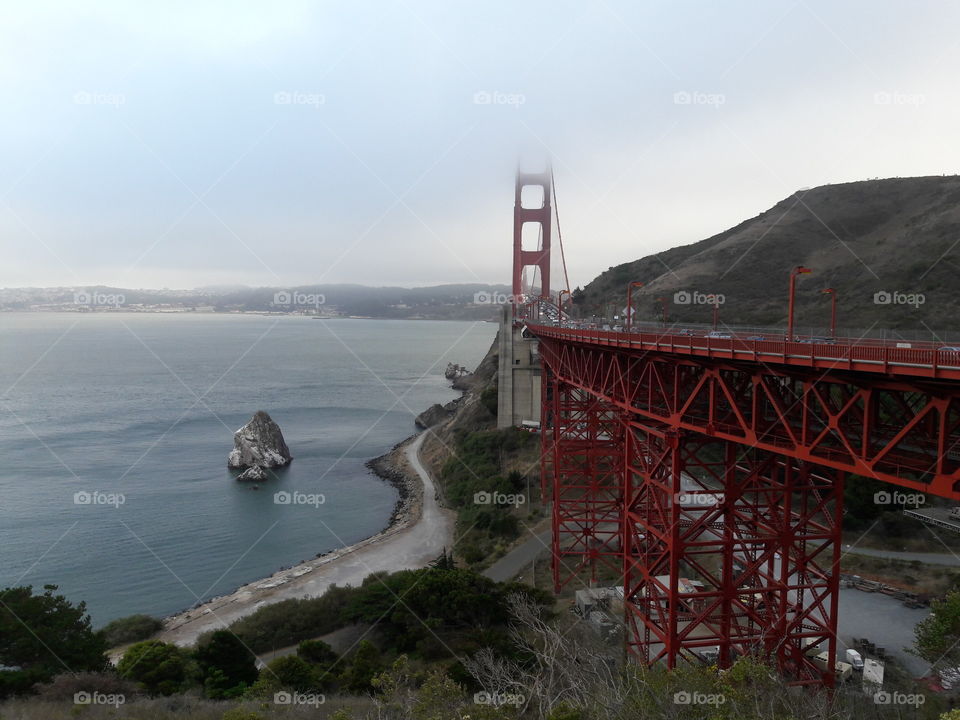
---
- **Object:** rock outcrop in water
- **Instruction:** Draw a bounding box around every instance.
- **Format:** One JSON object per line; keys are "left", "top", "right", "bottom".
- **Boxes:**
{"left": 236, "top": 466, "right": 268, "bottom": 482}
{"left": 228, "top": 411, "right": 292, "bottom": 470}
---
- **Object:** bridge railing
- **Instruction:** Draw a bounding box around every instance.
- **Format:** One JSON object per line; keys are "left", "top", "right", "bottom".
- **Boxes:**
{"left": 524, "top": 322, "right": 960, "bottom": 379}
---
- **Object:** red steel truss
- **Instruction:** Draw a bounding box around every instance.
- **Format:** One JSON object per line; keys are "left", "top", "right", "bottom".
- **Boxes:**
{"left": 533, "top": 333, "right": 960, "bottom": 687}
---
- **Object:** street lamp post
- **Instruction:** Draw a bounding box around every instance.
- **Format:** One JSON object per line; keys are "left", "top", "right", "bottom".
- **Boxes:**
{"left": 712, "top": 298, "right": 720, "bottom": 331}
{"left": 625, "top": 281, "right": 644, "bottom": 332}
{"left": 558, "top": 289, "right": 570, "bottom": 327}
{"left": 787, "top": 266, "right": 812, "bottom": 340}
{"left": 821, "top": 288, "right": 837, "bottom": 338}
{"left": 657, "top": 297, "right": 669, "bottom": 326}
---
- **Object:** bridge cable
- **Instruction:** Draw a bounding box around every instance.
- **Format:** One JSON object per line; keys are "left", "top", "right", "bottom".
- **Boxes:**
{"left": 551, "top": 166, "right": 571, "bottom": 296}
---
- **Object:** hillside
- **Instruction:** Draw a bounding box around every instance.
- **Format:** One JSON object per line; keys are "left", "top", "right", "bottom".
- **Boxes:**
{"left": 577, "top": 176, "right": 960, "bottom": 336}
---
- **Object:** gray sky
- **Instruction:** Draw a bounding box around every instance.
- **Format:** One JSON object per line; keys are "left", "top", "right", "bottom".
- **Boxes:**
{"left": 2, "top": 1, "right": 958, "bottom": 291}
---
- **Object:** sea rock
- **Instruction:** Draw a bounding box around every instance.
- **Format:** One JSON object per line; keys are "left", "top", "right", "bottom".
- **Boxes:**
{"left": 227, "top": 411, "right": 293, "bottom": 469}
{"left": 236, "top": 466, "right": 267, "bottom": 482}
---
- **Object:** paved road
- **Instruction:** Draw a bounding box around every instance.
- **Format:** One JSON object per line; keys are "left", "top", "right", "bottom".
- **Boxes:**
{"left": 842, "top": 544, "right": 960, "bottom": 567}
{"left": 483, "top": 529, "right": 551, "bottom": 582}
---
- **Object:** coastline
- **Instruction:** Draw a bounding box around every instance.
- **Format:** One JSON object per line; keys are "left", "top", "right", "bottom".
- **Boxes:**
{"left": 157, "top": 430, "right": 454, "bottom": 647}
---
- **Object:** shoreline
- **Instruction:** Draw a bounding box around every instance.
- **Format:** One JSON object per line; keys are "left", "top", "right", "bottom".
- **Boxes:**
{"left": 157, "top": 430, "right": 453, "bottom": 647}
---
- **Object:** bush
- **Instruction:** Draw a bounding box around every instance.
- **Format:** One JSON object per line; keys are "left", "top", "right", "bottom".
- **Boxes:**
{"left": 117, "top": 640, "right": 192, "bottom": 696}
{"left": 99, "top": 613, "right": 164, "bottom": 647}
{"left": 195, "top": 631, "right": 259, "bottom": 699}
{"left": 32, "top": 671, "right": 138, "bottom": 701}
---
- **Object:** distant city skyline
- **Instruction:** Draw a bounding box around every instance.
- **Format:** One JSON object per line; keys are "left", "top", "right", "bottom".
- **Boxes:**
{"left": 2, "top": 1, "right": 958, "bottom": 291}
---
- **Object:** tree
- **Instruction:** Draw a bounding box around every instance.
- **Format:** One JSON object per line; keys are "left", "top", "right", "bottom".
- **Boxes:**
{"left": 253, "top": 655, "right": 320, "bottom": 694}
{"left": 339, "top": 640, "right": 384, "bottom": 694}
{"left": 0, "top": 584, "right": 106, "bottom": 697}
{"left": 117, "top": 640, "right": 190, "bottom": 696}
{"left": 195, "top": 630, "right": 258, "bottom": 698}
{"left": 915, "top": 590, "right": 960, "bottom": 667}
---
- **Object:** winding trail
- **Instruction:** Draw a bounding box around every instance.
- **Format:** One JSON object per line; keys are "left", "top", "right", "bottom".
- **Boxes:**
{"left": 159, "top": 432, "right": 455, "bottom": 647}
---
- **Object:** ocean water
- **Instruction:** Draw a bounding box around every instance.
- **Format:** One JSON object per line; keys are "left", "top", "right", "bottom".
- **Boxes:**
{"left": 0, "top": 314, "right": 495, "bottom": 627}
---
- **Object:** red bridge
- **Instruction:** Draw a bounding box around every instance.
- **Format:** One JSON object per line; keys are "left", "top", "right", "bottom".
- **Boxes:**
{"left": 506, "top": 169, "right": 960, "bottom": 686}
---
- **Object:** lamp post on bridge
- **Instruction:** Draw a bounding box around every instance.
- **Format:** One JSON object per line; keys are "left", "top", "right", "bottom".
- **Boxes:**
{"left": 625, "top": 281, "right": 644, "bottom": 332}
{"left": 821, "top": 288, "right": 837, "bottom": 339}
{"left": 787, "top": 266, "right": 812, "bottom": 340}
{"left": 558, "top": 289, "right": 570, "bottom": 327}
{"left": 712, "top": 298, "right": 720, "bottom": 331}
{"left": 657, "top": 297, "right": 669, "bottom": 326}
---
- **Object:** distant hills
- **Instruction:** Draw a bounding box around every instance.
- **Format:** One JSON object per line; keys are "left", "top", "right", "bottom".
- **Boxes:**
{"left": 0, "top": 283, "right": 513, "bottom": 321}
{"left": 577, "top": 176, "right": 960, "bottom": 336}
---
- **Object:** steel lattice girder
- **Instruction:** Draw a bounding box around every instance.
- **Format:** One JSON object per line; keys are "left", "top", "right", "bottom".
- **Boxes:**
{"left": 537, "top": 338, "right": 960, "bottom": 499}
{"left": 542, "top": 372, "right": 624, "bottom": 591}
{"left": 621, "top": 422, "right": 843, "bottom": 686}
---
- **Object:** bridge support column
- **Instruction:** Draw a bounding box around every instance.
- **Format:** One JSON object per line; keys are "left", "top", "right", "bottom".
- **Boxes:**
{"left": 622, "top": 422, "right": 844, "bottom": 686}
{"left": 542, "top": 373, "right": 623, "bottom": 592}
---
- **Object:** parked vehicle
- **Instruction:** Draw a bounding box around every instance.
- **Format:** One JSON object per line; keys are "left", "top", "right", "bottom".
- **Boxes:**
{"left": 846, "top": 648, "right": 864, "bottom": 671}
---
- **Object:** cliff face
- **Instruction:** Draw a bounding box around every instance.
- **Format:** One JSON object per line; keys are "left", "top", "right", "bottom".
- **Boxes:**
{"left": 579, "top": 176, "right": 960, "bottom": 332}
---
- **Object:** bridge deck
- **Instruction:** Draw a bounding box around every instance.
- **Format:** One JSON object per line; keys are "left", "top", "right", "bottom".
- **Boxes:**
{"left": 527, "top": 324, "right": 960, "bottom": 382}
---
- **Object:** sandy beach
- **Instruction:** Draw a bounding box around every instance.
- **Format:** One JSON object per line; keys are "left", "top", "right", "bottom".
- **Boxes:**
{"left": 158, "top": 431, "right": 455, "bottom": 647}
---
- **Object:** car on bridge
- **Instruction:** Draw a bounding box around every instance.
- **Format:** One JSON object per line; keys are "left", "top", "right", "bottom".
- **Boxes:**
{"left": 706, "top": 331, "right": 732, "bottom": 339}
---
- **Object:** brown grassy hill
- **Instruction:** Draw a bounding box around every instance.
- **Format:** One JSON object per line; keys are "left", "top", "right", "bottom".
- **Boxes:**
{"left": 578, "top": 175, "right": 960, "bottom": 336}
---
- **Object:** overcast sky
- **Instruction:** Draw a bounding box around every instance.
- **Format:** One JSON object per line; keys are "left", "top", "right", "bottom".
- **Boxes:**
{"left": 1, "top": 1, "right": 958, "bottom": 291}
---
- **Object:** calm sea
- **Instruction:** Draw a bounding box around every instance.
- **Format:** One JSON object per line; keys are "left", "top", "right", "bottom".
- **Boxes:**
{"left": 0, "top": 314, "right": 495, "bottom": 626}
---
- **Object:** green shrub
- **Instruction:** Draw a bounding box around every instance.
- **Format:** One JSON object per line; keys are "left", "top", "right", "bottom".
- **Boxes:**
{"left": 99, "top": 614, "right": 164, "bottom": 647}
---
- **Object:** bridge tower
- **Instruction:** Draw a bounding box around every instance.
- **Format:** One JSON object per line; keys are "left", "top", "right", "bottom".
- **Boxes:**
{"left": 512, "top": 168, "right": 552, "bottom": 301}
